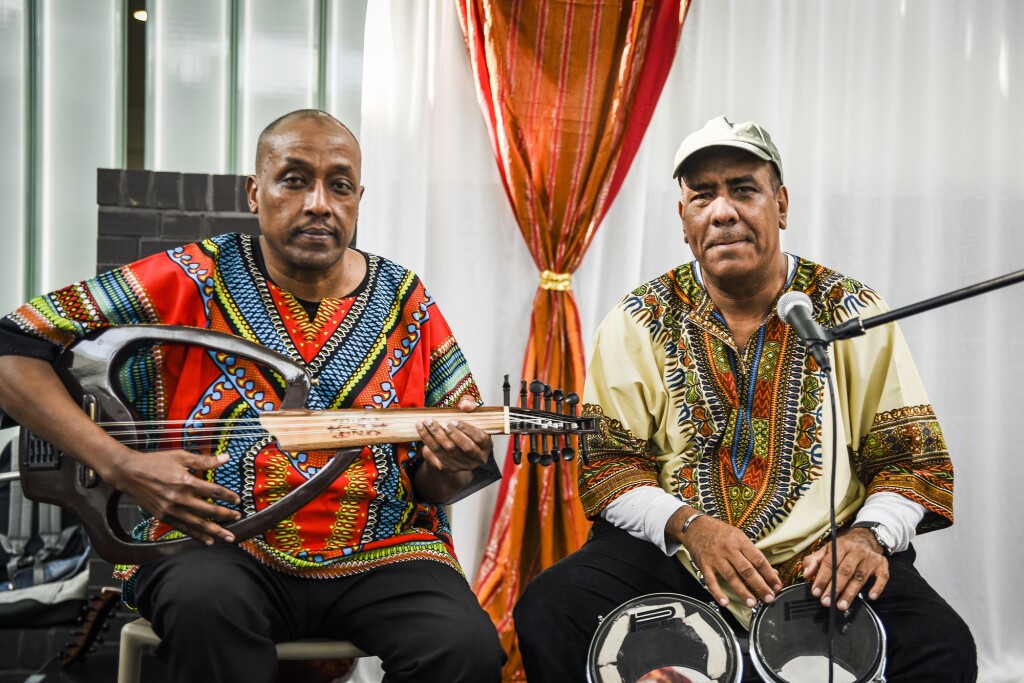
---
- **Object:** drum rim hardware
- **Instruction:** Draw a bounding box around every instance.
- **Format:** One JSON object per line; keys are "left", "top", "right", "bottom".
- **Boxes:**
{"left": 748, "top": 583, "right": 888, "bottom": 683}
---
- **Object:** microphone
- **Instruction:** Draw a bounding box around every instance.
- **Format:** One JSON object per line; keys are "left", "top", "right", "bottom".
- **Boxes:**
{"left": 776, "top": 291, "right": 832, "bottom": 372}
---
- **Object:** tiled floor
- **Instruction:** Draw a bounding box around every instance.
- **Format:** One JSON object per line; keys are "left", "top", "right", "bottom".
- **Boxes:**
{"left": 1, "top": 649, "right": 170, "bottom": 683}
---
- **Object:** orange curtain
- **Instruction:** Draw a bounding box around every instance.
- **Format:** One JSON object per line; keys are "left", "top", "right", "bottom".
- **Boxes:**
{"left": 458, "top": 1, "right": 689, "bottom": 679}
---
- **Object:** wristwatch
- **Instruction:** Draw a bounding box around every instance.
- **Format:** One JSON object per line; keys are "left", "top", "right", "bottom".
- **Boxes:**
{"left": 851, "top": 521, "right": 896, "bottom": 556}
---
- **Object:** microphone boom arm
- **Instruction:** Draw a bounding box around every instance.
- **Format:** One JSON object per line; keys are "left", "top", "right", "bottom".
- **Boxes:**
{"left": 828, "top": 268, "right": 1024, "bottom": 341}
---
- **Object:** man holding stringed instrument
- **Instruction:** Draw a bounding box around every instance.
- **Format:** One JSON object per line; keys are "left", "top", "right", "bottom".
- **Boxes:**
{"left": 514, "top": 116, "right": 977, "bottom": 682}
{"left": 0, "top": 109, "right": 505, "bottom": 682}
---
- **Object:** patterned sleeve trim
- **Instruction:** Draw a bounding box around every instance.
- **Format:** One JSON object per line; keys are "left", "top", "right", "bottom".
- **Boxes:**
{"left": 577, "top": 403, "right": 661, "bottom": 518}
{"left": 854, "top": 404, "right": 954, "bottom": 532}
{"left": 4, "top": 264, "right": 159, "bottom": 349}
{"left": 427, "top": 335, "right": 480, "bottom": 407}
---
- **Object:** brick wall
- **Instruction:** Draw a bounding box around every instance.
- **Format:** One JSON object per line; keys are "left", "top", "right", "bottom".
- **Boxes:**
{"left": 96, "top": 168, "right": 259, "bottom": 272}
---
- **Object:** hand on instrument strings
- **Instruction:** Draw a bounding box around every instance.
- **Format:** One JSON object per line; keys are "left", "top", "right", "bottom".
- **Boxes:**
{"left": 675, "top": 510, "right": 782, "bottom": 609}
{"left": 802, "top": 529, "right": 890, "bottom": 610}
{"left": 108, "top": 447, "right": 242, "bottom": 546}
{"left": 415, "top": 396, "right": 494, "bottom": 473}
{"left": 413, "top": 397, "right": 494, "bottom": 503}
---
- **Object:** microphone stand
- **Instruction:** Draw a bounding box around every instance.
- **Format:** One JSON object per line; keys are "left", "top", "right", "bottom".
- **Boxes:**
{"left": 814, "top": 265, "right": 1024, "bottom": 682}
{"left": 828, "top": 268, "right": 1024, "bottom": 341}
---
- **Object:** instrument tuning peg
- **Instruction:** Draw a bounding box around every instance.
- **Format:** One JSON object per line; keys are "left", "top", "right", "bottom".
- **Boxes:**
{"left": 520, "top": 380, "right": 528, "bottom": 408}
{"left": 503, "top": 375, "right": 511, "bottom": 407}
{"left": 561, "top": 446, "right": 575, "bottom": 461}
{"left": 528, "top": 380, "right": 545, "bottom": 459}
{"left": 513, "top": 449, "right": 522, "bottom": 465}
{"left": 564, "top": 392, "right": 579, "bottom": 411}
{"left": 552, "top": 388, "right": 564, "bottom": 408}
{"left": 539, "top": 451, "right": 553, "bottom": 466}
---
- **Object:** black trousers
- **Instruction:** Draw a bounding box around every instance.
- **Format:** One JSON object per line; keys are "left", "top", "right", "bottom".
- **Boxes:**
{"left": 514, "top": 520, "right": 977, "bottom": 682}
{"left": 134, "top": 543, "right": 505, "bottom": 683}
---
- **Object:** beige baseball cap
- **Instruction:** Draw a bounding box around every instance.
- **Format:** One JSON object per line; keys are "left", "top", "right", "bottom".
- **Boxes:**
{"left": 671, "top": 115, "right": 783, "bottom": 183}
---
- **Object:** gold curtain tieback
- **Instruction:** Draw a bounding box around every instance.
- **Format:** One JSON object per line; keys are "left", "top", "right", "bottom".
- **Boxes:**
{"left": 539, "top": 270, "right": 573, "bottom": 291}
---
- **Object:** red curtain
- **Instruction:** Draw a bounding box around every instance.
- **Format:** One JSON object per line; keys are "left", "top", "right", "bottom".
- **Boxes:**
{"left": 457, "top": 1, "right": 689, "bottom": 678}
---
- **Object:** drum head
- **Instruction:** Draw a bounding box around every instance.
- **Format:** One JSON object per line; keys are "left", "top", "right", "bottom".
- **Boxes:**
{"left": 749, "top": 583, "right": 886, "bottom": 683}
{"left": 587, "top": 593, "right": 743, "bottom": 683}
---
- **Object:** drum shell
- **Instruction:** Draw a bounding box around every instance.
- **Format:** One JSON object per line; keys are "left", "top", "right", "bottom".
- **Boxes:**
{"left": 748, "top": 583, "right": 887, "bottom": 683}
{"left": 587, "top": 592, "right": 743, "bottom": 683}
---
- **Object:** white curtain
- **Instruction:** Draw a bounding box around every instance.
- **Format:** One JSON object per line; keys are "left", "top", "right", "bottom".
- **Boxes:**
{"left": 356, "top": 1, "right": 1023, "bottom": 680}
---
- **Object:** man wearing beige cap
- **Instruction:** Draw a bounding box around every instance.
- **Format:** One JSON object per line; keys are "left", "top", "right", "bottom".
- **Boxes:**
{"left": 514, "top": 116, "right": 976, "bottom": 681}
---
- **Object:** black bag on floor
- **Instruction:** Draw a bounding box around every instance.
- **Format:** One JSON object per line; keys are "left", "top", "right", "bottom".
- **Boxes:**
{"left": 0, "top": 436, "right": 91, "bottom": 626}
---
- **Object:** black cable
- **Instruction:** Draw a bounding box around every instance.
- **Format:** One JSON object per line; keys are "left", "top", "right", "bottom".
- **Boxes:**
{"left": 824, "top": 367, "right": 839, "bottom": 683}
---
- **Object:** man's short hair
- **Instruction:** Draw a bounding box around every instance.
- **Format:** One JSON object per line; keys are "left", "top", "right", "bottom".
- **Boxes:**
{"left": 254, "top": 109, "right": 355, "bottom": 172}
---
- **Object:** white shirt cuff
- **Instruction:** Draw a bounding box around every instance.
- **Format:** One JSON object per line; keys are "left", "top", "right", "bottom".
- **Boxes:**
{"left": 601, "top": 487, "right": 926, "bottom": 556}
{"left": 600, "top": 487, "right": 685, "bottom": 556}
{"left": 854, "top": 491, "right": 926, "bottom": 553}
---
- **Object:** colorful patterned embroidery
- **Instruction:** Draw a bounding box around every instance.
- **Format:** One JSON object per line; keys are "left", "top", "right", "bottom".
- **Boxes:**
{"left": 391, "top": 293, "right": 431, "bottom": 373}
{"left": 9, "top": 266, "right": 158, "bottom": 347}
{"left": 856, "top": 404, "right": 953, "bottom": 525}
{"left": 580, "top": 256, "right": 954, "bottom": 544}
{"left": 6, "top": 232, "right": 480, "bottom": 607}
{"left": 426, "top": 336, "right": 477, "bottom": 407}
{"left": 578, "top": 403, "right": 659, "bottom": 516}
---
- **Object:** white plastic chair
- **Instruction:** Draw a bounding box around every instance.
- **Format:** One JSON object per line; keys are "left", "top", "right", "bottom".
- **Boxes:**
{"left": 117, "top": 506, "right": 452, "bottom": 681}
{"left": 117, "top": 617, "right": 368, "bottom": 683}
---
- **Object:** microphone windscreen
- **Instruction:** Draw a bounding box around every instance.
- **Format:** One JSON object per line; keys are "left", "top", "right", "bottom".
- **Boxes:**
{"left": 776, "top": 291, "right": 813, "bottom": 325}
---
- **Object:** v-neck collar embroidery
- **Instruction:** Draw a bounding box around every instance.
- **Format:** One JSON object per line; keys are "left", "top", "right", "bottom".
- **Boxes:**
{"left": 239, "top": 235, "right": 376, "bottom": 371}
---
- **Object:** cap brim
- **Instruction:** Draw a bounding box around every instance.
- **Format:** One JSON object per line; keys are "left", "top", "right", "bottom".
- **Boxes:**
{"left": 672, "top": 141, "right": 774, "bottom": 179}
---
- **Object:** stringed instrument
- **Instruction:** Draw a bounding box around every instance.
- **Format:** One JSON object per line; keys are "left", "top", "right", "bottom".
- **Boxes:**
{"left": 58, "top": 586, "right": 122, "bottom": 668}
{"left": 15, "top": 325, "right": 596, "bottom": 565}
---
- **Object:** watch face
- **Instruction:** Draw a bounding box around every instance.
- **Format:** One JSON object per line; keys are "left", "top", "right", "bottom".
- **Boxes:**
{"left": 875, "top": 524, "right": 896, "bottom": 551}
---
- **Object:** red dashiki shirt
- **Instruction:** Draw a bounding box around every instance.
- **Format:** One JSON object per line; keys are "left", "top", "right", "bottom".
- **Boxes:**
{"left": 2, "top": 233, "right": 483, "bottom": 607}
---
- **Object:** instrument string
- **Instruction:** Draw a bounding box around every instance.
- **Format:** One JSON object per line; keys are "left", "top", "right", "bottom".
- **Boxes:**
{"left": 86, "top": 412, "right": 578, "bottom": 450}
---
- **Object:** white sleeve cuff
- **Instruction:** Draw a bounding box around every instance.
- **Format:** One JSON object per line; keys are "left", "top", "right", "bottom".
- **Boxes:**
{"left": 854, "top": 491, "right": 926, "bottom": 553}
{"left": 600, "top": 487, "right": 686, "bottom": 556}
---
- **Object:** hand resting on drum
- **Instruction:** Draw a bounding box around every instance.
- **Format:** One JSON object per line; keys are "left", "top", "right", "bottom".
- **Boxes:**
{"left": 668, "top": 507, "right": 783, "bottom": 610}
{"left": 802, "top": 527, "right": 890, "bottom": 611}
